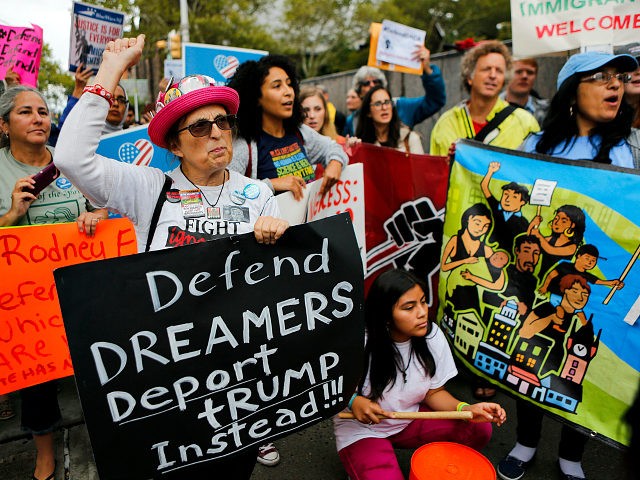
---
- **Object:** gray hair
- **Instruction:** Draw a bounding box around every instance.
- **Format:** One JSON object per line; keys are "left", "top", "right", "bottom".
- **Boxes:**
{"left": 0, "top": 86, "right": 49, "bottom": 148}
{"left": 352, "top": 66, "right": 388, "bottom": 94}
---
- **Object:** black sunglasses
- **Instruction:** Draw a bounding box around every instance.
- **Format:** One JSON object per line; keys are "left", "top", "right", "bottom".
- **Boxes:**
{"left": 358, "top": 79, "right": 383, "bottom": 88}
{"left": 177, "top": 115, "right": 237, "bottom": 137}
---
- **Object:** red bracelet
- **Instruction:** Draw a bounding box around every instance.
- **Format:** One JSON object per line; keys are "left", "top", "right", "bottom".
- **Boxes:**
{"left": 83, "top": 84, "right": 114, "bottom": 106}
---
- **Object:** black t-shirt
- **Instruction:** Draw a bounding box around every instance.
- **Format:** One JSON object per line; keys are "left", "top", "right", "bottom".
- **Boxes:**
{"left": 547, "top": 261, "right": 599, "bottom": 296}
{"left": 256, "top": 130, "right": 315, "bottom": 182}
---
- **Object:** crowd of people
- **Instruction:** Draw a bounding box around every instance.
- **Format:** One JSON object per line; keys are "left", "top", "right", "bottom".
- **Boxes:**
{"left": 1, "top": 31, "right": 639, "bottom": 480}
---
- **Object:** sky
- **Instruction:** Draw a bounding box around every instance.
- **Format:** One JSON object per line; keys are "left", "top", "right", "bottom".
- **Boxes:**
{"left": 1, "top": 0, "right": 75, "bottom": 70}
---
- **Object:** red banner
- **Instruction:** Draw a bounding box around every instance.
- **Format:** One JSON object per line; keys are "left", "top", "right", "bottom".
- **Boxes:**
{"left": 349, "top": 143, "right": 450, "bottom": 314}
{"left": 0, "top": 219, "right": 137, "bottom": 394}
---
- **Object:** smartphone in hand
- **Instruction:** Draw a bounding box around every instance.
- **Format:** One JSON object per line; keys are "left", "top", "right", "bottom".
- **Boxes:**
{"left": 25, "top": 163, "right": 60, "bottom": 197}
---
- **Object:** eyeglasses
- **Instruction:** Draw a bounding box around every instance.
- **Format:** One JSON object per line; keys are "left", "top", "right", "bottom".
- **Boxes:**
{"left": 358, "top": 79, "right": 383, "bottom": 88}
{"left": 177, "top": 115, "right": 237, "bottom": 137}
{"left": 580, "top": 72, "right": 632, "bottom": 84}
{"left": 370, "top": 99, "right": 392, "bottom": 109}
{"left": 112, "top": 95, "right": 128, "bottom": 104}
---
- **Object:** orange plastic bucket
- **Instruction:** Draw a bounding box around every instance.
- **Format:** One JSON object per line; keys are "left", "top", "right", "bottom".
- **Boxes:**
{"left": 409, "top": 442, "right": 496, "bottom": 480}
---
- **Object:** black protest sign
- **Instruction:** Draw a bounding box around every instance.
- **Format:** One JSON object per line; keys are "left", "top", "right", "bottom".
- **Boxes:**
{"left": 54, "top": 214, "right": 364, "bottom": 480}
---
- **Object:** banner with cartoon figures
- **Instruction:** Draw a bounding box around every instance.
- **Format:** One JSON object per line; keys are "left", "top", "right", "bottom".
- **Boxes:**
{"left": 97, "top": 124, "right": 176, "bottom": 173}
{"left": 440, "top": 140, "right": 640, "bottom": 447}
{"left": 183, "top": 43, "right": 268, "bottom": 85}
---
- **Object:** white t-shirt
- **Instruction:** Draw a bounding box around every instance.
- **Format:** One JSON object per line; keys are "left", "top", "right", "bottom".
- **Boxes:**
{"left": 53, "top": 94, "right": 279, "bottom": 252}
{"left": 333, "top": 324, "right": 457, "bottom": 451}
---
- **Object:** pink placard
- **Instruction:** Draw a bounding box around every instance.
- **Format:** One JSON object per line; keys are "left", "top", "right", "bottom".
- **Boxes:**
{"left": 0, "top": 23, "right": 43, "bottom": 87}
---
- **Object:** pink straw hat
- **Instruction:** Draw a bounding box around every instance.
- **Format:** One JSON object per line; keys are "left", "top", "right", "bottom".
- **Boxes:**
{"left": 148, "top": 74, "right": 239, "bottom": 149}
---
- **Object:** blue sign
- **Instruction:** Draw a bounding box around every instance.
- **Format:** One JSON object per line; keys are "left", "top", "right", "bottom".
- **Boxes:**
{"left": 183, "top": 43, "right": 268, "bottom": 84}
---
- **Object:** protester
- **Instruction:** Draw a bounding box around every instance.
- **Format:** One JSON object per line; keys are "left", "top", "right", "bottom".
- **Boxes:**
{"left": 334, "top": 269, "right": 506, "bottom": 480}
{"left": 352, "top": 85, "right": 424, "bottom": 153}
{"left": 124, "top": 104, "right": 137, "bottom": 128}
{"left": 497, "top": 50, "right": 639, "bottom": 480}
{"left": 299, "top": 86, "right": 344, "bottom": 143}
{"left": 0, "top": 85, "right": 107, "bottom": 480}
{"left": 615, "top": 43, "right": 640, "bottom": 128}
{"left": 56, "top": 63, "right": 129, "bottom": 138}
{"left": 54, "top": 35, "right": 289, "bottom": 478}
{"left": 228, "top": 54, "right": 347, "bottom": 202}
{"left": 345, "top": 45, "right": 446, "bottom": 136}
{"left": 500, "top": 58, "right": 549, "bottom": 125}
{"left": 430, "top": 40, "right": 540, "bottom": 156}
{"left": 315, "top": 83, "right": 346, "bottom": 134}
{"left": 345, "top": 88, "right": 362, "bottom": 115}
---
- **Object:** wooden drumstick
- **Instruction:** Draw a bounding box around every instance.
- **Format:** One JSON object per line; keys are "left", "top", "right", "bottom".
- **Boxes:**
{"left": 338, "top": 411, "right": 473, "bottom": 420}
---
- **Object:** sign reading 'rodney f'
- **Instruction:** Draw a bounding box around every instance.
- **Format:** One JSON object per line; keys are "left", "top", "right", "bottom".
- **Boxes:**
{"left": 54, "top": 214, "right": 364, "bottom": 479}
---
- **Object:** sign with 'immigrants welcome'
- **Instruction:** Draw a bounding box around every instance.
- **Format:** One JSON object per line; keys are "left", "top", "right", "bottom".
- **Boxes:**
{"left": 54, "top": 214, "right": 364, "bottom": 479}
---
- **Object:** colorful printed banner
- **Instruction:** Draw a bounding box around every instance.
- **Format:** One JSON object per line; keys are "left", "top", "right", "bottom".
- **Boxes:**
{"left": 349, "top": 143, "right": 450, "bottom": 314}
{"left": 0, "top": 23, "right": 43, "bottom": 87}
{"left": 69, "top": 1, "right": 125, "bottom": 72}
{"left": 97, "top": 124, "right": 176, "bottom": 173}
{"left": 439, "top": 140, "right": 640, "bottom": 447}
{"left": 511, "top": 0, "right": 640, "bottom": 57}
{"left": 0, "top": 219, "right": 138, "bottom": 395}
{"left": 183, "top": 43, "right": 268, "bottom": 85}
{"left": 54, "top": 215, "right": 363, "bottom": 479}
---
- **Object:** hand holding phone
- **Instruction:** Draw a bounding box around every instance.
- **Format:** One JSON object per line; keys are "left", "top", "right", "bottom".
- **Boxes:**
{"left": 25, "top": 163, "right": 60, "bottom": 197}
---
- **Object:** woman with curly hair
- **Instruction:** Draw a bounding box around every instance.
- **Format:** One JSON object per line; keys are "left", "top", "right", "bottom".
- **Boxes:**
{"left": 228, "top": 55, "right": 347, "bottom": 200}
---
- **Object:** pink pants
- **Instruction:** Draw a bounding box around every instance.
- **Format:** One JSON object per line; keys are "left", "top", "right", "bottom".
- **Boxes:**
{"left": 338, "top": 410, "right": 492, "bottom": 480}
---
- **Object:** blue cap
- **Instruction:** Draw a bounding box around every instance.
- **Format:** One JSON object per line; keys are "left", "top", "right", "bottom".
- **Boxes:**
{"left": 556, "top": 51, "right": 638, "bottom": 89}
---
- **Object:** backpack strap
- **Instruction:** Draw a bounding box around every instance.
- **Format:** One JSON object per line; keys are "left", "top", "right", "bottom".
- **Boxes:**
{"left": 145, "top": 174, "right": 172, "bottom": 253}
{"left": 244, "top": 139, "right": 252, "bottom": 177}
{"left": 474, "top": 105, "right": 517, "bottom": 143}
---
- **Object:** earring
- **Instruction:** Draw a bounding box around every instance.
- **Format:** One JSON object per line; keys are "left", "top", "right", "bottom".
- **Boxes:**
{"left": 564, "top": 227, "right": 574, "bottom": 238}
{"left": 569, "top": 105, "right": 574, "bottom": 117}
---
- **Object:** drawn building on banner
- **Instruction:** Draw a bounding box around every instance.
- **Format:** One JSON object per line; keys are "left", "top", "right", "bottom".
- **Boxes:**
{"left": 446, "top": 300, "right": 601, "bottom": 414}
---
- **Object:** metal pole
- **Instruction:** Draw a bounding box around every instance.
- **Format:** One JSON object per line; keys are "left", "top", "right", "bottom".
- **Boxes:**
{"left": 180, "top": 0, "right": 190, "bottom": 43}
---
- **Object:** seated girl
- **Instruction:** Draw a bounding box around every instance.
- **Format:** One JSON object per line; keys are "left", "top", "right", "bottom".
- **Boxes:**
{"left": 333, "top": 269, "right": 506, "bottom": 480}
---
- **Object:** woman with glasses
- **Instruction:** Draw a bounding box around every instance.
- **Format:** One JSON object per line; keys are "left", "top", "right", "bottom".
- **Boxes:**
{"left": 497, "top": 51, "right": 638, "bottom": 480}
{"left": 354, "top": 85, "right": 424, "bottom": 154}
{"left": 54, "top": 34, "right": 287, "bottom": 479}
{"left": 228, "top": 55, "right": 347, "bottom": 201}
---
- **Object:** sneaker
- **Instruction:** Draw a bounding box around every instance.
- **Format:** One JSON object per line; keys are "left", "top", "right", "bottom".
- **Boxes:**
{"left": 497, "top": 455, "right": 533, "bottom": 480}
{"left": 257, "top": 443, "right": 280, "bottom": 467}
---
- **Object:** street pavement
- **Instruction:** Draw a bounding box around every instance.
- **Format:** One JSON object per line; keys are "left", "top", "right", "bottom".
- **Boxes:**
{"left": 0, "top": 372, "right": 630, "bottom": 479}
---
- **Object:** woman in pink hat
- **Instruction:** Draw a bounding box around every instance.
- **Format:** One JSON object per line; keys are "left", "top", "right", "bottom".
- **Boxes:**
{"left": 55, "top": 35, "right": 288, "bottom": 255}
{"left": 54, "top": 36, "right": 288, "bottom": 478}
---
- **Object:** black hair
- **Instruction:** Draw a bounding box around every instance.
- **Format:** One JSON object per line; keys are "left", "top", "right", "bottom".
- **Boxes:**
{"left": 576, "top": 243, "right": 599, "bottom": 259}
{"left": 360, "top": 269, "right": 436, "bottom": 402}
{"left": 355, "top": 85, "right": 401, "bottom": 149}
{"left": 502, "top": 181, "right": 530, "bottom": 203}
{"left": 550, "top": 204, "right": 585, "bottom": 245}
{"left": 536, "top": 70, "right": 633, "bottom": 164}
{"left": 514, "top": 234, "right": 541, "bottom": 250}
{"left": 227, "top": 54, "right": 303, "bottom": 143}
{"left": 458, "top": 203, "right": 492, "bottom": 237}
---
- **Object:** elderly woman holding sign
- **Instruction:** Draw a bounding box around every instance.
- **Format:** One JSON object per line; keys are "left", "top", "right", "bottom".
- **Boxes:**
{"left": 54, "top": 34, "right": 289, "bottom": 478}
{"left": 498, "top": 51, "right": 639, "bottom": 480}
{"left": 0, "top": 86, "right": 107, "bottom": 480}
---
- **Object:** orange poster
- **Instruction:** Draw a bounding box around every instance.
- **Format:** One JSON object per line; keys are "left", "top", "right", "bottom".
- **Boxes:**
{"left": 0, "top": 219, "right": 137, "bottom": 394}
{"left": 367, "top": 22, "right": 423, "bottom": 76}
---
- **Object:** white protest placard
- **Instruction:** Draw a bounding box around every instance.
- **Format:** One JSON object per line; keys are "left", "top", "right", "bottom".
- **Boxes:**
{"left": 276, "top": 164, "right": 366, "bottom": 268}
{"left": 375, "top": 20, "right": 426, "bottom": 71}
{"left": 511, "top": 0, "right": 640, "bottom": 57}
{"left": 530, "top": 178, "right": 557, "bottom": 207}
